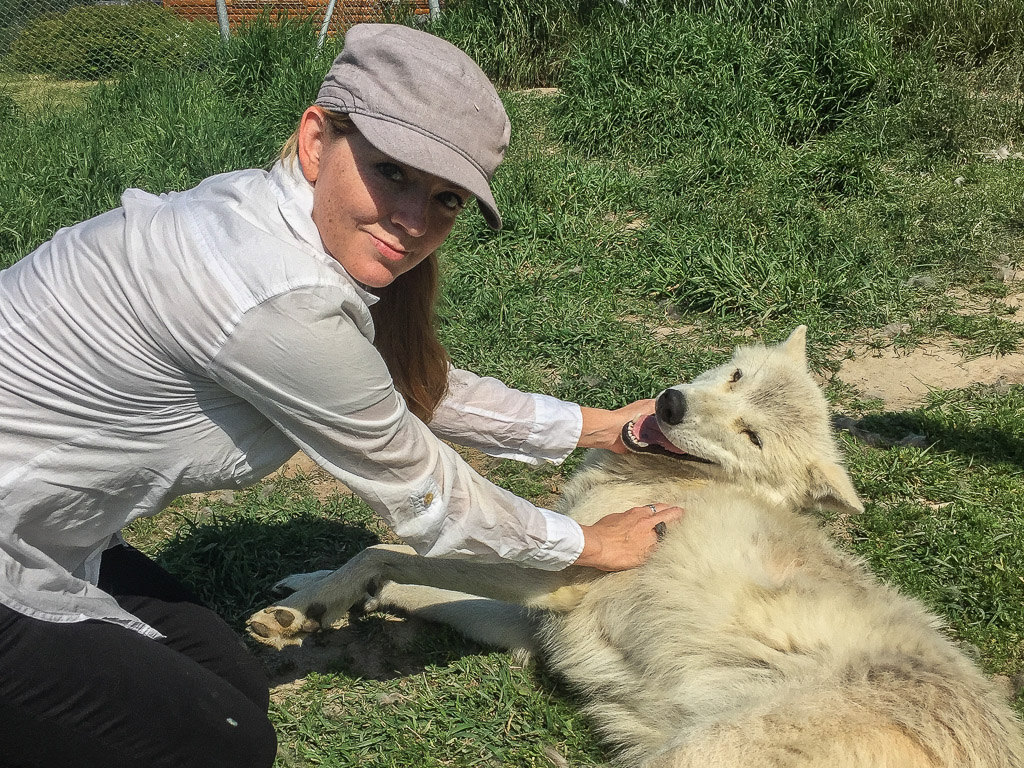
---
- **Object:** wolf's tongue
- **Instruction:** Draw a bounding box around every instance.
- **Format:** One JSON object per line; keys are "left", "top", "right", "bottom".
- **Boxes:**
{"left": 637, "top": 414, "right": 682, "bottom": 453}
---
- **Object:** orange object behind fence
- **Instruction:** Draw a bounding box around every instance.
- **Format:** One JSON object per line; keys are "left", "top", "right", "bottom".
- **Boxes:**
{"left": 163, "top": 0, "right": 431, "bottom": 33}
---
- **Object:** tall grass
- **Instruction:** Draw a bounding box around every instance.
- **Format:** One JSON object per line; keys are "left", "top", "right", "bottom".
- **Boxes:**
{"left": 863, "top": 0, "right": 1024, "bottom": 65}
{"left": 0, "top": 16, "right": 333, "bottom": 267}
{"left": 3, "top": 1, "right": 1018, "bottom": 355}
{"left": 428, "top": 0, "right": 1023, "bottom": 362}
{"left": 549, "top": 0, "right": 891, "bottom": 157}
{"left": 427, "top": 0, "right": 600, "bottom": 87}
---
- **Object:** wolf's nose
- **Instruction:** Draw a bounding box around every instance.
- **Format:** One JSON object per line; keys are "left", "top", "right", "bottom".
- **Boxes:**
{"left": 657, "top": 389, "right": 687, "bottom": 425}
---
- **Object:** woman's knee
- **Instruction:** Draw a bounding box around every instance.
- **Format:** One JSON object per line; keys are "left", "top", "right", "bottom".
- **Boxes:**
{"left": 208, "top": 709, "right": 278, "bottom": 768}
{"left": 0, "top": 604, "right": 277, "bottom": 768}
{"left": 160, "top": 697, "right": 277, "bottom": 768}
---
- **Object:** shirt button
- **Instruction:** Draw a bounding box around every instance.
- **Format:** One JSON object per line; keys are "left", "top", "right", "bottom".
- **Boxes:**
{"left": 424, "top": 492, "right": 435, "bottom": 505}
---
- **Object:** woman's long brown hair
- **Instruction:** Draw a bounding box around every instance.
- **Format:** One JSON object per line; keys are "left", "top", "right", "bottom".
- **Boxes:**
{"left": 369, "top": 253, "right": 450, "bottom": 423}
{"left": 280, "top": 111, "right": 451, "bottom": 422}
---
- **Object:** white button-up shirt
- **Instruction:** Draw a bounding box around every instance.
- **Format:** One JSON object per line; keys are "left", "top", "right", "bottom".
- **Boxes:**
{"left": 0, "top": 159, "right": 585, "bottom": 639}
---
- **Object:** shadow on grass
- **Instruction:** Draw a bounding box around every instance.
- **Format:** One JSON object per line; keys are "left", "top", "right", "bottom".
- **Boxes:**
{"left": 152, "top": 512, "right": 495, "bottom": 684}
{"left": 153, "top": 514, "right": 381, "bottom": 628}
{"left": 858, "top": 411, "right": 1024, "bottom": 469}
{"left": 840, "top": 382, "right": 1024, "bottom": 469}
{"left": 257, "top": 612, "right": 497, "bottom": 688}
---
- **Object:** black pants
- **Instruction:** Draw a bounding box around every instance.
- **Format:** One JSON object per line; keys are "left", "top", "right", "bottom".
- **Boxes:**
{"left": 0, "top": 544, "right": 277, "bottom": 768}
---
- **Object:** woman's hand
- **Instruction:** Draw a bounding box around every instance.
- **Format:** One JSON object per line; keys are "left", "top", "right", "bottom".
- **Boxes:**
{"left": 579, "top": 400, "right": 656, "bottom": 454}
{"left": 574, "top": 503, "right": 685, "bottom": 571}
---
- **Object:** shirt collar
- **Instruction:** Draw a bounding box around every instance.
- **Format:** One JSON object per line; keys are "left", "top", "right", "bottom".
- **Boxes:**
{"left": 268, "top": 158, "right": 381, "bottom": 307}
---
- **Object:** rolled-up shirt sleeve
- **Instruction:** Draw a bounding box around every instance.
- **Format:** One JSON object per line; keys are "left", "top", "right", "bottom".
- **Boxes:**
{"left": 430, "top": 367, "right": 583, "bottom": 466}
{"left": 207, "top": 288, "right": 585, "bottom": 570}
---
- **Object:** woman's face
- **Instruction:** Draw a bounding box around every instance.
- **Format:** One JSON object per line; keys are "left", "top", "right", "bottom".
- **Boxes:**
{"left": 298, "top": 107, "right": 471, "bottom": 288}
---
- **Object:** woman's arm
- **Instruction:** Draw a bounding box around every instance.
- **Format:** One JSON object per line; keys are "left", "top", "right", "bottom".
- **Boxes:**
{"left": 208, "top": 290, "right": 586, "bottom": 571}
{"left": 432, "top": 370, "right": 659, "bottom": 461}
{"left": 429, "top": 367, "right": 583, "bottom": 466}
{"left": 210, "top": 292, "right": 678, "bottom": 573}
{"left": 578, "top": 401, "right": 657, "bottom": 453}
{"left": 432, "top": 380, "right": 679, "bottom": 570}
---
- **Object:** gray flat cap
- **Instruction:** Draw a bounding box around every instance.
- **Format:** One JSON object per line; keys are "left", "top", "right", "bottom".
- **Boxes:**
{"left": 316, "top": 23, "right": 511, "bottom": 229}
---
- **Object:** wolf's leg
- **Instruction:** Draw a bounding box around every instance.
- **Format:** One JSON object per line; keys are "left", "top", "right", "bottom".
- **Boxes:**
{"left": 272, "top": 570, "right": 334, "bottom": 594}
{"left": 364, "top": 582, "right": 539, "bottom": 654}
{"left": 247, "top": 544, "right": 589, "bottom": 648}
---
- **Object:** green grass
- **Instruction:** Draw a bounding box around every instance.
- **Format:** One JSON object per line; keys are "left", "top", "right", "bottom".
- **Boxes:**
{"left": 838, "top": 386, "right": 1024, "bottom": 674}
{"left": 2, "top": 2, "right": 1024, "bottom": 764}
{"left": 0, "top": 72, "right": 97, "bottom": 113}
{"left": 271, "top": 663, "right": 603, "bottom": 767}
{"left": 4, "top": 3, "right": 218, "bottom": 80}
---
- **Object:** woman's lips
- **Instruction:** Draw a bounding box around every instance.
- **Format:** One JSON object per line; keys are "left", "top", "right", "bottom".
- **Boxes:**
{"left": 371, "top": 235, "right": 408, "bottom": 262}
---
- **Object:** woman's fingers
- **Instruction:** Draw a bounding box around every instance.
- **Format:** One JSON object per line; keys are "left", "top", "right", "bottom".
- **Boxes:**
{"left": 575, "top": 503, "right": 685, "bottom": 571}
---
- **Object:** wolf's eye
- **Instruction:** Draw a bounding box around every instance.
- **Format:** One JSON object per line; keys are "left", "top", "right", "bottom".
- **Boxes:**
{"left": 743, "top": 428, "right": 762, "bottom": 449}
{"left": 730, "top": 369, "right": 743, "bottom": 383}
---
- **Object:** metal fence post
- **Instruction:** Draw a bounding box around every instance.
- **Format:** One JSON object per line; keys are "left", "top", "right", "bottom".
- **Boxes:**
{"left": 317, "top": 0, "right": 338, "bottom": 49}
{"left": 215, "top": 0, "right": 231, "bottom": 42}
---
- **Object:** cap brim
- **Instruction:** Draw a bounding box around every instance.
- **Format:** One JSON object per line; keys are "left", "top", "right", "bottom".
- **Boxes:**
{"left": 350, "top": 113, "right": 502, "bottom": 230}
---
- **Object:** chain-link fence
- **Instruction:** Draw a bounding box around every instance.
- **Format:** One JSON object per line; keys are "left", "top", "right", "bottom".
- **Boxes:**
{"left": 0, "top": 0, "right": 434, "bottom": 80}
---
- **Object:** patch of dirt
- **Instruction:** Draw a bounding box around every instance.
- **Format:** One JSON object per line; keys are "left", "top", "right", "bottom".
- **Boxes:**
{"left": 262, "top": 616, "right": 409, "bottom": 700}
{"left": 603, "top": 212, "right": 648, "bottom": 232}
{"left": 835, "top": 339, "right": 1024, "bottom": 411}
{"left": 620, "top": 313, "right": 701, "bottom": 342}
{"left": 944, "top": 288, "right": 1024, "bottom": 321}
{"left": 269, "top": 452, "right": 351, "bottom": 502}
{"left": 1001, "top": 292, "right": 1024, "bottom": 322}
{"left": 652, "top": 324, "right": 699, "bottom": 340}
{"left": 515, "top": 87, "right": 560, "bottom": 97}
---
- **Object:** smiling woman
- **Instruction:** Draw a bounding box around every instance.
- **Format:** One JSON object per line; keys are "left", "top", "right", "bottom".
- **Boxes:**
{"left": 303, "top": 123, "right": 468, "bottom": 287}
{"left": 0, "top": 22, "right": 681, "bottom": 768}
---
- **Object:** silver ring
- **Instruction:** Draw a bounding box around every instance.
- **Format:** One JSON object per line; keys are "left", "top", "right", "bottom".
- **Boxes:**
{"left": 647, "top": 504, "right": 658, "bottom": 515}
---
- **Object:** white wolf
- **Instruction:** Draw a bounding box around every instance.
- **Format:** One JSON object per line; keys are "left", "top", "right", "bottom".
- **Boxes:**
{"left": 249, "top": 327, "right": 1024, "bottom": 767}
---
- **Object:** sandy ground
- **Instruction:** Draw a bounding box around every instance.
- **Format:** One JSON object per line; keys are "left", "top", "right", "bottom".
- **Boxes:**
{"left": 836, "top": 287, "right": 1024, "bottom": 410}
{"left": 835, "top": 341, "right": 1024, "bottom": 411}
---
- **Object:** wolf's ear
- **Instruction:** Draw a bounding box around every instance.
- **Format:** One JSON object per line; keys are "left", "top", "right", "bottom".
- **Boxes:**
{"left": 808, "top": 459, "right": 865, "bottom": 515}
{"left": 780, "top": 325, "right": 808, "bottom": 365}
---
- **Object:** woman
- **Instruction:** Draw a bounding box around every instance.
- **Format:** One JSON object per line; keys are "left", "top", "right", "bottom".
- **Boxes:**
{"left": 0, "top": 23, "right": 682, "bottom": 767}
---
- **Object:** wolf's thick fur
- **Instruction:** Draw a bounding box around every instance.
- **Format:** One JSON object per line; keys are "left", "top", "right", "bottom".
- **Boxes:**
{"left": 249, "top": 328, "right": 1024, "bottom": 767}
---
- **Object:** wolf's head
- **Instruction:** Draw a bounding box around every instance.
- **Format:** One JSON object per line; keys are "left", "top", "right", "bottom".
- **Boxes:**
{"left": 622, "top": 326, "right": 863, "bottom": 515}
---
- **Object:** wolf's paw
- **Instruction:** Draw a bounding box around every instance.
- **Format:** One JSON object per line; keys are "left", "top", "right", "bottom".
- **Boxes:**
{"left": 272, "top": 570, "right": 334, "bottom": 596}
{"left": 246, "top": 603, "right": 327, "bottom": 649}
